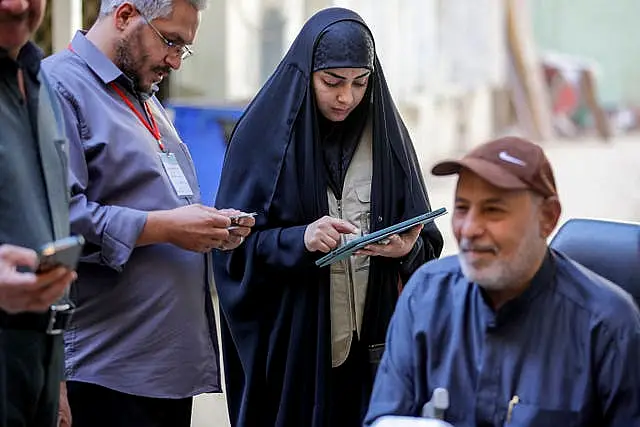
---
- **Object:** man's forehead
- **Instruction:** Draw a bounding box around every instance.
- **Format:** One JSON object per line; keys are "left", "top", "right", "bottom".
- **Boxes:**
{"left": 455, "top": 173, "right": 529, "bottom": 203}
{"left": 155, "top": 20, "right": 198, "bottom": 44}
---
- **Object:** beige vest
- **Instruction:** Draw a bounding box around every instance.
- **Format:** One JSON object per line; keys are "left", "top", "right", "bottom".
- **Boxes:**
{"left": 327, "top": 122, "right": 373, "bottom": 367}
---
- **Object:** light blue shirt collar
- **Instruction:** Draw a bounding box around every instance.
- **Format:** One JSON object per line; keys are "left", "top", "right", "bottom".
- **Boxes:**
{"left": 69, "top": 31, "right": 158, "bottom": 98}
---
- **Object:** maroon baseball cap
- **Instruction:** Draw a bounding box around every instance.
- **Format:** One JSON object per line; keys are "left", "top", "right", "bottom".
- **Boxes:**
{"left": 431, "top": 136, "right": 558, "bottom": 198}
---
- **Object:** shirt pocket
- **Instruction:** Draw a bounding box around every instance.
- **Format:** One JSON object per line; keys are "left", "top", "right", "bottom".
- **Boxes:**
{"left": 505, "top": 402, "right": 581, "bottom": 427}
{"left": 353, "top": 182, "right": 371, "bottom": 272}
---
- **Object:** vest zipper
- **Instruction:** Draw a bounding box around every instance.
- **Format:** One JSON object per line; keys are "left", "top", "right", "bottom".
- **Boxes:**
{"left": 337, "top": 198, "right": 357, "bottom": 335}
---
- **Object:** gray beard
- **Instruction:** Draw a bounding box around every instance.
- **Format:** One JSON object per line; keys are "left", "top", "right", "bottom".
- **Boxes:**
{"left": 114, "top": 29, "right": 148, "bottom": 94}
{"left": 459, "top": 224, "right": 544, "bottom": 291}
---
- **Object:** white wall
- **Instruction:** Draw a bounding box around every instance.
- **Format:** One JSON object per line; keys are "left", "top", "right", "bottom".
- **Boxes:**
{"left": 51, "top": 0, "right": 83, "bottom": 53}
{"left": 225, "top": 0, "right": 261, "bottom": 100}
{"left": 331, "top": 0, "right": 506, "bottom": 157}
{"left": 172, "top": 1, "right": 228, "bottom": 100}
{"left": 174, "top": 0, "right": 306, "bottom": 102}
{"left": 173, "top": 0, "right": 508, "bottom": 155}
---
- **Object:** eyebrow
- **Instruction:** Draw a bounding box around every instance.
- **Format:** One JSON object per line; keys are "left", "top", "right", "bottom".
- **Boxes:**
{"left": 166, "top": 32, "right": 189, "bottom": 45}
{"left": 484, "top": 197, "right": 508, "bottom": 204}
{"left": 324, "top": 71, "right": 371, "bottom": 80}
{"left": 455, "top": 197, "right": 507, "bottom": 205}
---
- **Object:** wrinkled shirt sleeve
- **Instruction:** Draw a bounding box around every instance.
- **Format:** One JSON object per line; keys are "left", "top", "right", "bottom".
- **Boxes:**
{"left": 365, "top": 272, "right": 424, "bottom": 425}
{"left": 54, "top": 85, "right": 147, "bottom": 272}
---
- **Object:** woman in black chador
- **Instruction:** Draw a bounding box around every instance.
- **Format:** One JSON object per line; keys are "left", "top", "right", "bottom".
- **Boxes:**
{"left": 213, "top": 7, "right": 444, "bottom": 427}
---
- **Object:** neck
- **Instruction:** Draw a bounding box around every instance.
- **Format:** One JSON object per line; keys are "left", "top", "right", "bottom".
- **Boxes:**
{"left": 2, "top": 43, "right": 23, "bottom": 61}
{"left": 485, "top": 246, "right": 548, "bottom": 310}
{"left": 7, "top": 48, "right": 19, "bottom": 60}
{"left": 86, "top": 20, "right": 118, "bottom": 63}
{"left": 485, "top": 286, "right": 527, "bottom": 311}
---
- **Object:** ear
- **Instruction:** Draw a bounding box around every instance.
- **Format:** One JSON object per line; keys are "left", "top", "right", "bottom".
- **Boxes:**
{"left": 538, "top": 196, "right": 561, "bottom": 239}
{"left": 113, "top": 3, "right": 138, "bottom": 31}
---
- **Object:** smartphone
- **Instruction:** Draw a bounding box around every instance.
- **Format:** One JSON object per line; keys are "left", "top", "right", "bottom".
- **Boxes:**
{"left": 36, "top": 235, "right": 85, "bottom": 273}
{"left": 228, "top": 212, "right": 257, "bottom": 229}
{"left": 229, "top": 212, "right": 258, "bottom": 221}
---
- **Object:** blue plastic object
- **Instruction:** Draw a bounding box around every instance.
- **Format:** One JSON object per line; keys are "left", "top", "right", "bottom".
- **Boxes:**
{"left": 168, "top": 103, "right": 244, "bottom": 206}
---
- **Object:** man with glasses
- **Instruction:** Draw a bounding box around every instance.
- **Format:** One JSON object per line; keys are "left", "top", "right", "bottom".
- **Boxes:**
{"left": 42, "top": 1, "right": 255, "bottom": 426}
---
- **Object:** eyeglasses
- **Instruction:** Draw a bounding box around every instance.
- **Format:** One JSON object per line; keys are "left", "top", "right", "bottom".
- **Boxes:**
{"left": 139, "top": 11, "right": 194, "bottom": 60}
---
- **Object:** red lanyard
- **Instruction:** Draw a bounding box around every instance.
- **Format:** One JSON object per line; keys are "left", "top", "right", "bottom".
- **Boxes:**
{"left": 110, "top": 83, "right": 165, "bottom": 152}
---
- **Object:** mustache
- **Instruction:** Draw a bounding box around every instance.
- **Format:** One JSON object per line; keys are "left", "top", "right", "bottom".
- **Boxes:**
{"left": 152, "top": 66, "right": 171, "bottom": 75}
{"left": 0, "top": 12, "right": 28, "bottom": 23}
{"left": 459, "top": 240, "right": 498, "bottom": 254}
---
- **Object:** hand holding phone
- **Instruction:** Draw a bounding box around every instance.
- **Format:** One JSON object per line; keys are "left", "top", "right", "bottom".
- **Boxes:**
{"left": 0, "top": 244, "right": 77, "bottom": 313}
{"left": 228, "top": 212, "right": 258, "bottom": 226}
{"left": 37, "top": 235, "right": 85, "bottom": 273}
{"left": 211, "top": 209, "right": 257, "bottom": 251}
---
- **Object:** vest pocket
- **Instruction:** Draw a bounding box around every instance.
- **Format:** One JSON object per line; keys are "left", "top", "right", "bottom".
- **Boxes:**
{"left": 354, "top": 182, "right": 371, "bottom": 203}
{"left": 353, "top": 182, "right": 371, "bottom": 244}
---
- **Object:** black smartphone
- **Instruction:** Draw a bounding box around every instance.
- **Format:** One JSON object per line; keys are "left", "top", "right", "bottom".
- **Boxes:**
{"left": 36, "top": 235, "right": 85, "bottom": 273}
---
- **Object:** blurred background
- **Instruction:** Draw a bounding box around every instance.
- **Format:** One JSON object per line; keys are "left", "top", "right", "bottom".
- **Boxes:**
{"left": 35, "top": 1, "right": 640, "bottom": 425}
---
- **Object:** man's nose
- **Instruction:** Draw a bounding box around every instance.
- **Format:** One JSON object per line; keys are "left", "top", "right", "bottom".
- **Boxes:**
{"left": 459, "top": 210, "right": 485, "bottom": 239}
{"left": 165, "top": 54, "right": 182, "bottom": 71}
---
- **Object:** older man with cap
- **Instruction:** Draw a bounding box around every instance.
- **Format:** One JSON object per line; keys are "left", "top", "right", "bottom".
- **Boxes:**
{"left": 365, "top": 136, "right": 640, "bottom": 427}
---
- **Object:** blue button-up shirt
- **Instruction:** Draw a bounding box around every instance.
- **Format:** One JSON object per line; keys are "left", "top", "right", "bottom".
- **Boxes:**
{"left": 42, "top": 32, "right": 220, "bottom": 398}
{"left": 365, "top": 250, "right": 640, "bottom": 427}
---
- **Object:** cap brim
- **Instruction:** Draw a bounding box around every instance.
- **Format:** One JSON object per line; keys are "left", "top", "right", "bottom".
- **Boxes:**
{"left": 431, "top": 158, "right": 529, "bottom": 190}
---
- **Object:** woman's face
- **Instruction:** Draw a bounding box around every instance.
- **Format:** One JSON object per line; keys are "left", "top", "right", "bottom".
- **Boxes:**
{"left": 312, "top": 68, "right": 370, "bottom": 122}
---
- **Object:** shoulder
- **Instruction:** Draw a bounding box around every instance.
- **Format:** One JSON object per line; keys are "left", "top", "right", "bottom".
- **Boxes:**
{"left": 42, "top": 51, "right": 97, "bottom": 100}
{"left": 42, "top": 50, "right": 80, "bottom": 80}
{"left": 553, "top": 250, "right": 640, "bottom": 333}
{"left": 400, "top": 255, "right": 468, "bottom": 310}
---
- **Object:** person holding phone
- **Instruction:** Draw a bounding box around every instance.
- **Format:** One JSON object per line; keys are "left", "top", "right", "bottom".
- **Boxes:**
{"left": 0, "top": 1, "right": 78, "bottom": 426}
{"left": 213, "top": 8, "right": 443, "bottom": 427}
{"left": 41, "top": 1, "right": 254, "bottom": 426}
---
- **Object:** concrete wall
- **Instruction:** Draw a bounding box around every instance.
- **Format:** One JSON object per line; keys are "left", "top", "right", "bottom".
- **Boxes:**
{"left": 173, "top": 0, "right": 305, "bottom": 102}
{"left": 173, "top": 0, "right": 508, "bottom": 157}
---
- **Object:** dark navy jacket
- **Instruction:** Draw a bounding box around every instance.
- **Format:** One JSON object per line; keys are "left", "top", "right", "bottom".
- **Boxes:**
{"left": 366, "top": 250, "right": 640, "bottom": 427}
{"left": 213, "top": 7, "right": 443, "bottom": 427}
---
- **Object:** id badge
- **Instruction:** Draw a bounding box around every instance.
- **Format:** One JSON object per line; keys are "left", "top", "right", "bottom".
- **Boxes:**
{"left": 158, "top": 152, "right": 194, "bottom": 197}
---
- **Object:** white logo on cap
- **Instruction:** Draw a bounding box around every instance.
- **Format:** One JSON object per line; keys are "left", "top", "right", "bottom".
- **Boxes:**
{"left": 498, "top": 151, "right": 527, "bottom": 167}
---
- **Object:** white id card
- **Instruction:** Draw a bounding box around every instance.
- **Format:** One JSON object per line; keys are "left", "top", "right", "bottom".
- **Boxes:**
{"left": 158, "top": 152, "right": 194, "bottom": 197}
